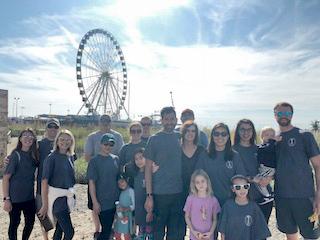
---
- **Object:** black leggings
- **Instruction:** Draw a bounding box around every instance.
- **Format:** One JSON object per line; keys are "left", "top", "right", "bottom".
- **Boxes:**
{"left": 8, "top": 199, "right": 36, "bottom": 240}
{"left": 98, "top": 208, "right": 116, "bottom": 240}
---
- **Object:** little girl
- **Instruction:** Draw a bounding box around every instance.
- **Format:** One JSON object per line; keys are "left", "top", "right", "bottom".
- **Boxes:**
{"left": 184, "top": 169, "right": 221, "bottom": 240}
{"left": 218, "top": 175, "right": 271, "bottom": 240}
{"left": 114, "top": 173, "right": 135, "bottom": 240}
{"left": 129, "top": 148, "right": 153, "bottom": 239}
{"left": 2, "top": 128, "right": 39, "bottom": 240}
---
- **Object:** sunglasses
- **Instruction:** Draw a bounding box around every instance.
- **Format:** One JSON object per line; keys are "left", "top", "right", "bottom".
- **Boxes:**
{"left": 233, "top": 183, "right": 250, "bottom": 190}
{"left": 239, "top": 128, "right": 252, "bottom": 133}
{"left": 22, "top": 135, "right": 34, "bottom": 139}
{"left": 47, "top": 124, "right": 59, "bottom": 129}
{"left": 103, "top": 142, "right": 115, "bottom": 147}
{"left": 276, "top": 111, "right": 293, "bottom": 118}
{"left": 130, "top": 129, "right": 142, "bottom": 134}
{"left": 141, "top": 122, "right": 152, "bottom": 127}
{"left": 213, "top": 131, "right": 228, "bottom": 137}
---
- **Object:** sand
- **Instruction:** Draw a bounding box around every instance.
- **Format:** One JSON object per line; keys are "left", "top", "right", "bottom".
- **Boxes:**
{"left": 0, "top": 181, "right": 294, "bottom": 240}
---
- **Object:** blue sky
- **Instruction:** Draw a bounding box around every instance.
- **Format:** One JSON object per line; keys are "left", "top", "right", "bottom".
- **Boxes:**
{"left": 0, "top": 0, "right": 320, "bottom": 129}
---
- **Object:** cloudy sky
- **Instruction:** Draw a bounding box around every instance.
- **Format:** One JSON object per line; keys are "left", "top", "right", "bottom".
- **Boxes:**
{"left": 0, "top": 0, "right": 319, "bottom": 129}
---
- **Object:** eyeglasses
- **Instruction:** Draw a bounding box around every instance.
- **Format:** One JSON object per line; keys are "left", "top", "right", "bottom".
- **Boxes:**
{"left": 212, "top": 131, "right": 228, "bottom": 137}
{"left": 141, "top": 122, "right": 152, "bottom": 127}
{"left": 233, "top": 183, "right": 250, "bottom": 190}
{"left": 276, "top": 111, "right": 293, "bottom": 118}
{"left": 130, "top": 129, "right": 142, "bottom": 134}
{"left": 47, "top": 124, "right": 59, "bottom": 129}
{"left": 239, "top": 128, "right": 252, "bottom": 134}
{"left": 103, "top": 142, "right": 115, "bottom": 147}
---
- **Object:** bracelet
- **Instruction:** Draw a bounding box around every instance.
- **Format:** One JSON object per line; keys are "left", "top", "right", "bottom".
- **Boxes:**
{"left": 146, "top": 193, "right": 153, "bottom": 197}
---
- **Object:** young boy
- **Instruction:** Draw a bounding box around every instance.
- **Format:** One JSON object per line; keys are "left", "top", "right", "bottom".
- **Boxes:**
{"left": 87, "top": 133, "right": 120, "bottom": 240}
{"left": 254, "top": 127, "right": 280, "bottom": 204}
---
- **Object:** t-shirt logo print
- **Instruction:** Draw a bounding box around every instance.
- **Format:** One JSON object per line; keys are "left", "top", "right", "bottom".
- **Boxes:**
{"left": 244, "top": 215, "right": 253, "bottom": 227}
{"left": 225, "top": 161, "right": 233, "bottom": 169}
{"left": 288, "top": 138, "right": 296, "bottom": 147}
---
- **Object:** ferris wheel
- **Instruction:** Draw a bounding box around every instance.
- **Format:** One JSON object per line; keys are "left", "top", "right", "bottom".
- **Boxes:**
{"left": 76, "top": 29, "right": 129, "bottom": 119}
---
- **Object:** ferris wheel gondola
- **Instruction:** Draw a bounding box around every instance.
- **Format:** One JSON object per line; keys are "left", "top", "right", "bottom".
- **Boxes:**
{"left": 76, "top": 29, "right": 129, "bottom": 119}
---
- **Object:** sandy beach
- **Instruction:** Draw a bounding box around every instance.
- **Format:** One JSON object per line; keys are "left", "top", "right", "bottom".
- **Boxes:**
{"left": 0, "top": 180, "right": 293, "bottom": 240}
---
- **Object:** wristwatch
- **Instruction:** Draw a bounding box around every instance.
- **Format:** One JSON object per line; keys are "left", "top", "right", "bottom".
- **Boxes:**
{"left": 3, "top": 196, "right": 11, "bottom": 201}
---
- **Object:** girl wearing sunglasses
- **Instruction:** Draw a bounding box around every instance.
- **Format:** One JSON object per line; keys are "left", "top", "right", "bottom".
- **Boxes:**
{"left": 218, "top": 175, "right": 271, "bottom": 240}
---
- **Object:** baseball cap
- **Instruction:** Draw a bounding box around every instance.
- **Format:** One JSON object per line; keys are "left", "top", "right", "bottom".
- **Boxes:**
{"left": 46, "top": 118, "right": 60, "bottom": 128}
{"left": 100, "top": 133, "right": 115, "bottom": 144}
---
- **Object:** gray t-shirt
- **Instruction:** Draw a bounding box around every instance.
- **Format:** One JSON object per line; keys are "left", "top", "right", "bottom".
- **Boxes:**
{"left": 84, "top": 129, "right": 124, "bottom": 157}
{"left": 42, "top": 151, "right": 76, "bottom": 213}
{"left": 5, "top": 150, "right": 37, "bottom": 203}
{"left": 275, "top": 127, "right": 320, "bottom": 198}
{"left": 86, "top": 154, "right": 120, "bottom": 211}
{"left": 144, "top": 131, "right": 182, "bottom": 195}
{"left": 233, "top": 144, "right": 266, "bottom": 201}
{"left": 37, "top": 138, "right": 54, "bottom": 194}
{"left": 218, "top": 199, "right": 271, "bottom": 240}
{"left": 196, "top": 151, "right": 246, "bottom": 206}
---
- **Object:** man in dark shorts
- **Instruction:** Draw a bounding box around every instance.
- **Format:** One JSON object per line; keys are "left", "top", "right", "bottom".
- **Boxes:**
{"left": 274, "top": 102, "right": 320, "bottom": 240}
{"left": 144, "top": 106, "right": 184, "bottom": 240}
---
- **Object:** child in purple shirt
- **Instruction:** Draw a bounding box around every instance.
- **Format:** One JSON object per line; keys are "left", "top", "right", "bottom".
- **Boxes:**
{"left": 184, "top": 169, "right": 221, "bottom": 240}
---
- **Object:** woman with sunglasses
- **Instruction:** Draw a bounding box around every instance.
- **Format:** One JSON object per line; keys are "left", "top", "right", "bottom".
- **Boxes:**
{"left": 233, "top": 119, "right": 273, "bottom": 223}
{"left": 3, "top": 128, "right": 39, "bottom": 240}
{"left": 218, "top": 174, "right": 271, "bottom": 240}
{"left": 38, "top": 129, "right": 76, "bottom": 240}
{"left": 119, "top": 122, "right": 146, "bottom": 173}
{"left": 197, "top": 123, "right": 246, "bottom": 207}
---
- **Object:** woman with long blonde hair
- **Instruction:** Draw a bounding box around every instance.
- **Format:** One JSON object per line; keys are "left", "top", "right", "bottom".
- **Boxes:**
{"left": 38, "top": 129, "right": 76, "bottom": 240}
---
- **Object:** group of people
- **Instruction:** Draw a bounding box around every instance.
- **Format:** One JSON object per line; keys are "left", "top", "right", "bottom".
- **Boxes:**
{"left": 2, "top": 102, "right": 320, "bottom": 240}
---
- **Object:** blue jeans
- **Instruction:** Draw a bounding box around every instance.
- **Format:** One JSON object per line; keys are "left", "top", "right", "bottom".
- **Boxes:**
{"left": 53, "top": 209, "right": 74, "bottom": 240}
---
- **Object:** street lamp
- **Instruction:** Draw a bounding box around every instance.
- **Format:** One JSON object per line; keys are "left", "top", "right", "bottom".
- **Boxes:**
{"left": 49, "top": 103, "right": 52, "bottom": 115}
{"left": 14, "top": 97, "right": 20, "bottom": 118}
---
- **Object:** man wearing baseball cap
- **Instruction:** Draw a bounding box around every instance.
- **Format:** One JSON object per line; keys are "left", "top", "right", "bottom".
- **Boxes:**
{"left": 87, "top": 133, "right": 120, "bottom": 240}
{"left": 84, "top": 115, "right": 124, "bottom": 239}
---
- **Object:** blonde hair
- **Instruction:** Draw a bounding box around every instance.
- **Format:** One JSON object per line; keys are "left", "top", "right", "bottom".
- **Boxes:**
{"left": 260, "top": 126, "right": 275, "bottom": 140}
{"left": 53, "top": 129, "right": 75, "bottom": 156}
{"left": 190, "top": 169, "right": 213, "bottom": 196}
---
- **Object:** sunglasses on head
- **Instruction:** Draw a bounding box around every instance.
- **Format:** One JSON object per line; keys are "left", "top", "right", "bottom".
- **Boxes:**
{"left": 213, "top": 131, "right": 228, "bottom": 137}
{"left": 233, "top": 183, "right": 250, "bottom": 190}
{"left": 276, "top": 111, "right": 293, "bottom": 118}
{"left": 47, "top": 124, "right": 59, "bottom": 129}
{"left": 130, "top": 129, "right": 142, "bottom": 134}
{"left": 103, "top": 142, "right": 115, "bottom": 147}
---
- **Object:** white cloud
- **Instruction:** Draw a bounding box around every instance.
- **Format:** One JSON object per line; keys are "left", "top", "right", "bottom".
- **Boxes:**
{"left": 0, "top": 0, "right": 319, "bottom": 129}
